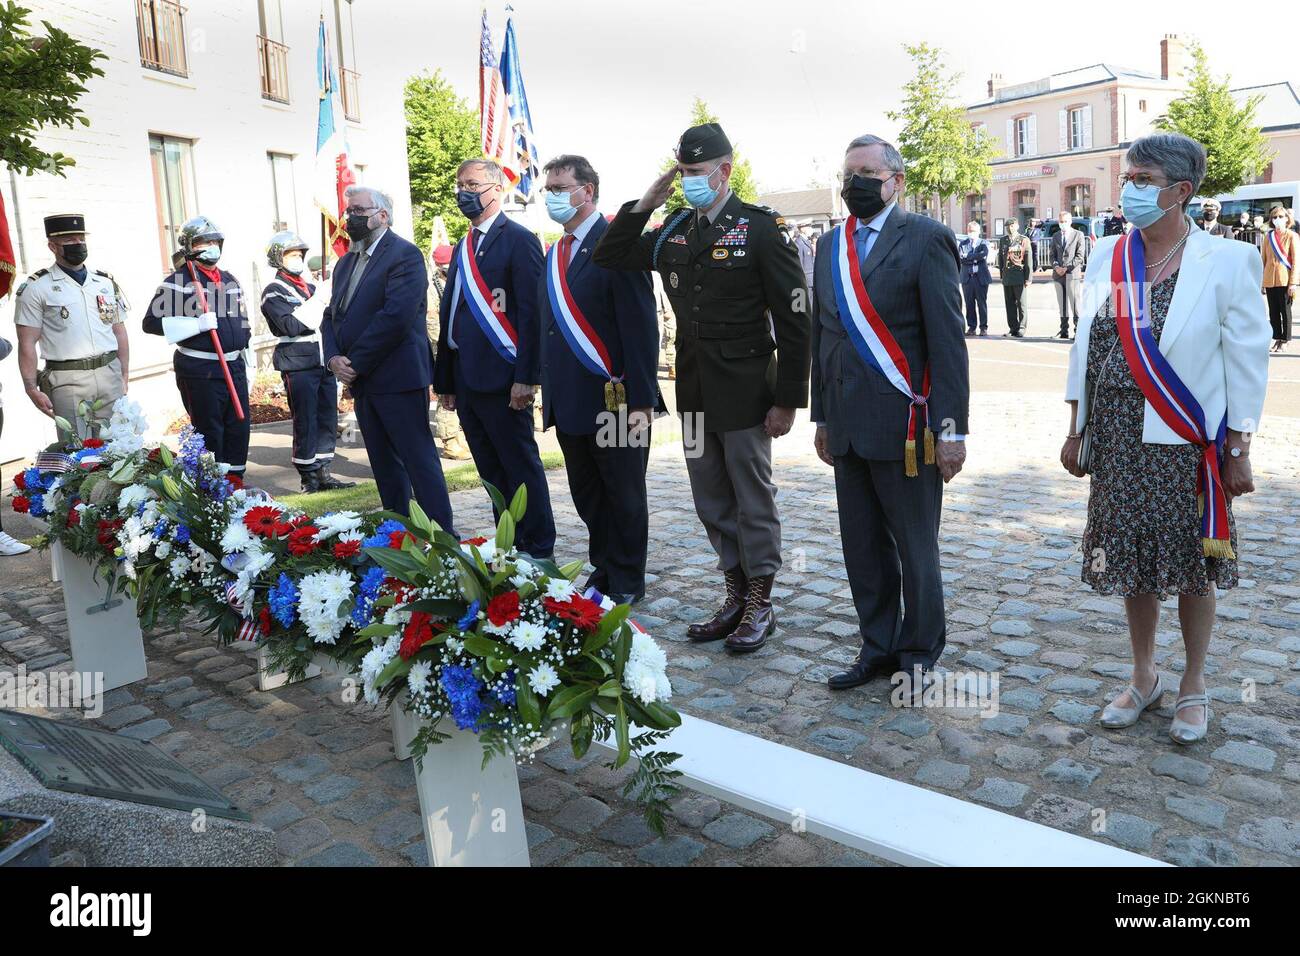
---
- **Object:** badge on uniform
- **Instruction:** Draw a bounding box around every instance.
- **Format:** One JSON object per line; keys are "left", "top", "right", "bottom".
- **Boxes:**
{"left": 669, "top": 272, "right": 679, "bottom": 289}
{"left": 96, "top": 294, "right": 116, "bottom": 324}
{"left": 712, "top": 248, "right": 729, "bottom": 260}
{"left": 59, "top": 305, "right": 69, "bottom": 319}
{"left": 603, "top": 380, "right": 627, "bottom": 413}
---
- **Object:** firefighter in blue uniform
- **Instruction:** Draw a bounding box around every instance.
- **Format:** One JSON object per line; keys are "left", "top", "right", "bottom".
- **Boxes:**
{"left": 142, "top": 216, "right": 251, "bottom": 477}
{"left": 260, "top": 230, "right": 355, "bottom": 493}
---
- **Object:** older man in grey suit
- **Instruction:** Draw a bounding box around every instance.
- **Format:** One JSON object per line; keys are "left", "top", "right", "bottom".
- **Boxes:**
{"left": 1051, "top": 210, "right": 1086, "bottom": 338}
{"left": 811, "top": 134, "right": 970, "bottom": 692}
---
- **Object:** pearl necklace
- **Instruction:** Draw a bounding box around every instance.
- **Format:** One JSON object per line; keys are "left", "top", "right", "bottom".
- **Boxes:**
{"left": 1145, "top": 220, "right": 1191, "bottom": 273}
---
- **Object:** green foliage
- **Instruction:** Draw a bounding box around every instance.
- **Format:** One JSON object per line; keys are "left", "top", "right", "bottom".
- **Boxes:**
{"left": 405, "top": 70, "right": 481, "bottom": 251}
{"left": 659, "top": 97, "right": 759, "bottom": 211}
{"left": 885, "top": 42, "right": 999, "bottom": 205}
{"left": 0, "top": 1, "right": 105, "bottom": 176}
{"left": 1154, "top": 43, "right": 1274, "bottom": 198}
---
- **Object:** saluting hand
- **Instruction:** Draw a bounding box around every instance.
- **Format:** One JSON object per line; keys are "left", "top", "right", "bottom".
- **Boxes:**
{"left": 633, "top": 168, "right": 678, "bottom": 214}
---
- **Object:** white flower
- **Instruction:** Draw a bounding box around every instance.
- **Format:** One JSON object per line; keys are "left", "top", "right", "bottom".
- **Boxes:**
{"left": 297, "top": 568, "right": 354, "bottom": 645}
{"left": 103, "top": 397, "right": 148, "bottom": 457}
{"left": 623, "top": 629, "right": 672, "bottom": 704}
{"left": 220, "top": 519, "right": 257, "bottom": 554}
{"left": 544, "top": 578, "right": 575, "bottom": 601}
{"left": 630, "top": 631, "right": 667, "bottom": 672}
{"left": 407, "top": 660, "right": 432, "bottom": 695}
{"left": 444, "top": 636, "right": 464, "bottom": 655}
{"left": 483, "top": 619, "right": 512, "bottom": 637}
{"left": 508, "top": 620, "right": 547, "bottom": 652}
{"left": 623, "top": 660, "right": 661, "bottom": 704}
{"left": 527, "top": 662, "right": 560, "bottom": 696}
{"left": 168, "top": 554, "right": 190, "bottom": 579}
{"left": 117, "top": 484, "right": 153, "bottom": 513}
{"left": 463, "top": 540, "right": 496, "bottom": 563}
{"left": 315, "top": 510, "right": 362, "bottom": 540}
{"left": 155, "top": 540, "right": 171, "bottom": 559}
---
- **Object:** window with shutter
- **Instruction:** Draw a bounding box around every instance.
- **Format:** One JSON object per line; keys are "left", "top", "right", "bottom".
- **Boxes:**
{"left": 1027, "top": 114, "right": 1037, "bottom": 156}
{"left": 1006, "top": 119, "right": 1015, "bottom": 154}
{"left": 1082, "top": 105, "right": 1093, "bottom": 149}
{"left": 1058, "top": 110, "right": 1067, "bottom": 152}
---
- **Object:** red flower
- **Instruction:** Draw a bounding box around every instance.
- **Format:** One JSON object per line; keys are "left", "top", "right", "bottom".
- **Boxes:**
{"left": 487, "top": 591, "right": 521, "bottom": 627}
{"left": 96, "top": 518, "right": 124, "bottom": 553}
{"left": 147, "top": 447, "right": 162, "bottom": 462}
{"left": 388, "top": 530, "right": 416, "bottom": 549}
{"left": 333, "top": 538, "right": 361, "bottom": 559}
{"left": 66, "top": 504, "right": 81, "bottom": 528}
{"left": 461, "top": 536, "right": 489, "bottom": 547}
{"left": 13, "top": 472, "right": 26, "bottom": 491}
{"left": 226, "top": 473, "right": 244, "bottom": 491}
{"left": 258, "top": 606, "right": 272, "bottom": 635}
{"left": 544, "top": 594, "right": 604, "bottom": 632}
{"left": 243, "top": 505, "right": 289, "bottom": 538}
{"left": 388, "top": 579, "right": 413, "bottom": 606}
{"left": 12, "top": 496, "right": 30, "bottom": 514}
{"left": 286, "top": 525, "right": 320, "bottom": 556}
{"left": 290, "top": 513, "right": 313, "bottom": 528}
{"left": 81, "top": 438, "right": 105, "bottom": 449}
{"left": 399, "top": 611, "right": 435, "bottom": 660}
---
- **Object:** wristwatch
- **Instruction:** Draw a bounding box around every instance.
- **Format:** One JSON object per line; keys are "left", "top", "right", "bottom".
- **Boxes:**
{"left": 1229, "top": 446, "right": 1246, "bottom": 459}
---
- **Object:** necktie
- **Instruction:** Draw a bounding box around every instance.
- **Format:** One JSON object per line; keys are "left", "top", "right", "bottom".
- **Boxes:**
{"left": 855, "top": 224, "right": 874, "bottom": 268}
{"left": 341, "top": 247, "right": 368, "bottom": 312}
{"left": 562, "top": 234, "right": 575, "bottom": 275}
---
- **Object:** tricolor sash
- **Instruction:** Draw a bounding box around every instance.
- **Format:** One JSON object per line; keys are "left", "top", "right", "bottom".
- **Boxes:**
{"left": 546, "top": 241, "right": 618, "bottom": 382}
{"left": 1111, "top": 231, "right": 1234, "bottom": 558}
{"left": 451, "top": 229, "right": 518, "bottom": 362}
{"left": 830, "top": 216, "right": 934, "bottom": 476}
{"left": 1268, "top": 231, "right": 1293, "bottom": 272}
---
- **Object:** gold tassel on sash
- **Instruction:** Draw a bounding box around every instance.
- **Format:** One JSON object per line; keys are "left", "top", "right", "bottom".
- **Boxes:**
{"left": 904, "top": 439, "right": 918, "bottom": 478}
{"left": 924, "top": 428, "right": 935, "bottom": 467}
{"left": 1196, "top": 493, "right": 1237, "bottom": 560}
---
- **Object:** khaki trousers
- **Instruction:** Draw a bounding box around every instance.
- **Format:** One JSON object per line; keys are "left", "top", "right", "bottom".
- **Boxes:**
{"left": 39, "top": 357, "right": 125, "bottom": 441}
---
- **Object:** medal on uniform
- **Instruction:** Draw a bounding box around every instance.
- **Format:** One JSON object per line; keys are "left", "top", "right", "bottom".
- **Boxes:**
{"left": 712, "top": 248, "right": 728, "bottom": 259}
{"left": 545, "top": 238, "right": 626, "bottom": 411}
{"left": 96, "top": 293, "right": 115, "bottom": 324}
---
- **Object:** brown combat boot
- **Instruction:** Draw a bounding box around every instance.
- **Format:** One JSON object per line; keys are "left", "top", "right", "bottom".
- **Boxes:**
{"left": 687, "top": 567, "right": 747, "bottom": 643}
{"left": 724, "top": 574, "right": 776, "bottom": 653}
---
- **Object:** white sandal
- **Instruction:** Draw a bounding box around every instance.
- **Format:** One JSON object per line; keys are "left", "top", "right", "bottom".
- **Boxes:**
{"left": 1169, "top": 693, "right": 1212, "bottom": 745}
{"left": 1099, "top": 675, "right": 1164, "bottom": 728}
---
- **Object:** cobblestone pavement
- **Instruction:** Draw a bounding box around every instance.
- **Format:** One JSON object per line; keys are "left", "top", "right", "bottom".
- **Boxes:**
{"left": 2, "top": 390, "right": 1298, "bottom": 866}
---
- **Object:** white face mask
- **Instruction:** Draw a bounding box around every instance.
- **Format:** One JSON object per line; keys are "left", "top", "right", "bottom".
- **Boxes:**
{"left": 283, "top": 256, "right": 305, "bottom": 275}
{"left": 967, "top": 229, "right": 980, "bottom": 239}
{"left": 1274, "top": 218, "right": 1288, "bottom": 230}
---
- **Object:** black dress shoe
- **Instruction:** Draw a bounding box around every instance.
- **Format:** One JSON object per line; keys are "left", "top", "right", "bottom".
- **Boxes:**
{"left": 828, "top": 657, "right": 896, "bottom": 690}
{"left": 607, "top": 592, "right": 643, "bottom": 606}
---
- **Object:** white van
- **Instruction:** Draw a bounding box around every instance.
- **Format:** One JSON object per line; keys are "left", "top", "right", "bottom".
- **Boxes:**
{"left": 1188, "top": 181, "right": 1299, "bottom": 227}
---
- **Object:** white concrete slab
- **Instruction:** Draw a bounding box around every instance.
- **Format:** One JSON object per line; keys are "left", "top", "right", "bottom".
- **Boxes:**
{"left": 53, "top": 542, "right": 147, "bottom": 693}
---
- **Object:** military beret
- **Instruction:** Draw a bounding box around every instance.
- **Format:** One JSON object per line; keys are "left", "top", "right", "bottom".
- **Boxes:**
{"left": 675, "top": 123, "right": 732, "bottom": 164}
{"left": 44, "top": 213, "right": 86, "bottom": 237}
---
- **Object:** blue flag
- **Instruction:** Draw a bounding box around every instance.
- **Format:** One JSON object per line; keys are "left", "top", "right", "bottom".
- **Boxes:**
{"left": 499, "top": 14, "right": 538, "bottom": 203}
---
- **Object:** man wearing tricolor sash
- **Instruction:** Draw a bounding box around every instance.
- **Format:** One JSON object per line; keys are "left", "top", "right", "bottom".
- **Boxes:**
{"left": 596, "top": 123, "right": 810, "bottom": 653}
{"left": 435, "top": 159, "right": 554, "bottom": 557}
{"left": 537, "top": 155, "right": 663, "bottom": 605}
{"left": 811, "top": 135, "right": 970, "bottom": 693}
{"left": 1061, "top": 134, "right": 1269, "bottom": 745}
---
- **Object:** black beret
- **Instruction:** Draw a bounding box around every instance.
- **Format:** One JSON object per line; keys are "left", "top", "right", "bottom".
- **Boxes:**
{"left": 675, "top": 123, "right": 732, "bottom": 163}
{"left": 44, "top": 213, "right": 86, "bottom": 237}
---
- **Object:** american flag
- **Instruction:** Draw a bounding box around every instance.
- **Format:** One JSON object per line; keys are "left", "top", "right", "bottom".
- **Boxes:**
{"left": 225, "top": 582, "right": 259, "bottom": 642}
{"left": 34, "top": 452, "right": 74, "bottom": 474}
{"left": 479, "top": 9, "right": 517, "bottom": 184}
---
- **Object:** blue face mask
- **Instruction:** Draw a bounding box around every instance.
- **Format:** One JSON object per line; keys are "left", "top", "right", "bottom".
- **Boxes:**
{"left": 1120, "top": 180, "right": 1180, "bottom": 230}
{"left": 545, "top": 188, "right": 582, "bottom": 225}
{"left": 193, "top": 246, "right": 221, "bottom": 266}
{"left": 682, "top": 164, "right": 722, "bottom": 209}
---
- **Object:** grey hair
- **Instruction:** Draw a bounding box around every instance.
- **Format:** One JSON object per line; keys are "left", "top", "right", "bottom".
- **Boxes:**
{"left": 845, "top": 134, "right": 904, "bottom": 173}
{"left": 344, "top": 184, "right": 395, "bottom": 222}
{"left": 457, "top": 158, "right": 505, "bottom": 184}
{"left": 1125, "top": 133, "right": 1206, "bottom": 209}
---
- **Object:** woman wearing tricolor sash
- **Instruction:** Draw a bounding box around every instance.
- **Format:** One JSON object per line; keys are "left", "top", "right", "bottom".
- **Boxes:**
{"left": 1260, "top": 204, "right": 1297, "bottom": 353}
{"left": 1061, "top": 134, "right": 1270, "bottom": 745}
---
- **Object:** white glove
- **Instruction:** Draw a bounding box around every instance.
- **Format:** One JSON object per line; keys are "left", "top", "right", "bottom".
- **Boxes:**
{"left": 198, "top": 311, "right": 219, "bottom": 332}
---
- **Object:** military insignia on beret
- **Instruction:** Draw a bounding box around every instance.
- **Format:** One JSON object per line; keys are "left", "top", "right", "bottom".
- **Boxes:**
{"left": 712, "top": 248, "right": 729, "bottom": 259}
{"left": 669, "top": 272, "right": 679, "bottom": 289}
{"left": 691, "top": 146, "right": 703, "bottom": 157}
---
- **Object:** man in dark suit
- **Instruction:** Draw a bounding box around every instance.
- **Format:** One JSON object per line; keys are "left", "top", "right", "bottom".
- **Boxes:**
{"left": 322, "top": 185, "right": 455, "bottom": 532}
{"left": 1198, "top": 198, "right": 1235, "bottom": 238}
{"left": 537, "top": 155, "right": 662, "bottom": 604}
{"left": 811, "top": 134, "right": 970, "bottom": 693}
{"left": 435, "top": 159, "right": 554, "bottom": 557}
{"left": 1050, "top": 211, "right": 1086, "bottom": 339}
{"left": 957, "top": 220, "right": 991, "bottom": 336}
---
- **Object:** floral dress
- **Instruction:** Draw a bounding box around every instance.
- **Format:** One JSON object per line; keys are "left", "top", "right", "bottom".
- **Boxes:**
{"left": 1080, "top": 270, "right": 1238, "bottom": 598}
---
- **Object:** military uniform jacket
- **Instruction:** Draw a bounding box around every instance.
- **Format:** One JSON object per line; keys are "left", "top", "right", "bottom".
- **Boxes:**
{"left": 142, "top": 266, "right": 250, "bottom": 380}
{"left": 14, "top": 264, "right": 126, "bottom": 361}
{"left": 261, "top": 272, "right": 323, "bottom": 372}
{"left": 594, "top": 192, "right": 810, "bottom": 433}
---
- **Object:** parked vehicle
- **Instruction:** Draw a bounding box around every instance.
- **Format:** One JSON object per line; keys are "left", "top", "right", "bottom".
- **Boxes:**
{"left": 1032, "top": 216, "right": 1100, "bottom": 271}
{"left": 0, "top": 811, "right": 54, "bottom": 867}
{"left": 1188, "top": 181, "right": 1299, "bottom": 246}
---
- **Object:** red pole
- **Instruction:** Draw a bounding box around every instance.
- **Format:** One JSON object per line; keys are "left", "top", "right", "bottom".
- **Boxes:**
{"left": 184, "top": 259, "right": 245, "bottom": 421}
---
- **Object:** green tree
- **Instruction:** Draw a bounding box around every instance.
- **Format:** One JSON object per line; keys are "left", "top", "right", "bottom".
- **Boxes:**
{"left": 405, "top": 70, "right": 481, "bottom": 250}
{"left": 885, "top": 42, "right": 998, "bottom": 212}
{"left": 659, "top": 97, "right": 759, "bottom": 212}
{"left": 1154, "top": 43, "right": 1274, "bottom": 197}
{"left": 0, "top": 2, "right": 104, "bottom": 177}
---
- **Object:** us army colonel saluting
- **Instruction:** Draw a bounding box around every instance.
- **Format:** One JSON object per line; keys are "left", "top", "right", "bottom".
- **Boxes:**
{"left": 595, "top": 123, "right": 810, "bottom": 653}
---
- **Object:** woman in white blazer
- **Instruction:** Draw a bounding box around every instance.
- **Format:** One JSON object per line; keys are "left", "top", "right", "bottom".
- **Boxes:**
{"left": 1059, "top": 133, "right": 1270, "bottom": 744}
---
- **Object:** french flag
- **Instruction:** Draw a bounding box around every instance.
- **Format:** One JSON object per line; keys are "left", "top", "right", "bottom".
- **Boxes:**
{"left": 313, "top": 15, "right": 355, "bottom": 258}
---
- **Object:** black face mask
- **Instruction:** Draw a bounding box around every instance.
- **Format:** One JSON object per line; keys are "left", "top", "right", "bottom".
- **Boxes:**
{"left": 841, "top": 174, "right": 890, "bottom": 221}
{"left": 345, "top": 213, "right": 375, "bottom": 243}
{"left": 1204, "top": 210, "right": 1217, "bottom": 221}
{"left": 456, "top": 188, "right": 487, "bottom": 219}
{"left": 61, "top": 242, "right": 88, "bottom": 267}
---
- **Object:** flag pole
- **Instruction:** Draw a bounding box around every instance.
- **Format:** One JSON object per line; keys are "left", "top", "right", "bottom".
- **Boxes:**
{"left": 320, "top": 212, "right": 329, "bottom": 279}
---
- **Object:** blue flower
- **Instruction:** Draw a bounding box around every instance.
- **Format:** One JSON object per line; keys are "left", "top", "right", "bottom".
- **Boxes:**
{"left": 28, "top": 495, "right": 47, "bottom": 518}
{"left": 440, "top": 665, "right": 485, "bottom": 731}
{"left": 493, "top": 671, "right": 517, "bottom": 708}
{"left": 179, "top": 426, "right": 206, "bottom": 478}
{"left": 173, "top": 524, "right": 191, "bottom": 545}
{"left": 268, "top": 573, "right": 298, "bottom": 628}
{"left": 456, "top": 600, "right": 481, "bottom": 632}
{"left": 152, "top": 519, "right": 169, "bottom": 539}
{"left": 376, "top": 519, "right": 405, "bottom": 535}
{"left": 350, "top": 565, "right": 386, "bottom": 627}
{"left": 22, "top": 467, "right": 47, "bottom": 492}
{"left": 361, "top": 533, "right": 388, "bottom": 550}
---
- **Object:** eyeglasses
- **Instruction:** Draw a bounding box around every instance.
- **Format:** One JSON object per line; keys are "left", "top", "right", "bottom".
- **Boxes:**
{"left": 1118, "top": 173, "right": 1174, "bottom": 190}
{"left": 456, "top": 181, "right": 494, "bottom": 191}
{"left": 837, "top": 169, "right": 899, "bottom": 185}
{"left": 344, "top": 205, "right": 378, "bottom": 216}
{"left": 543, "top": 184, "right": 583, "bottom": 197}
